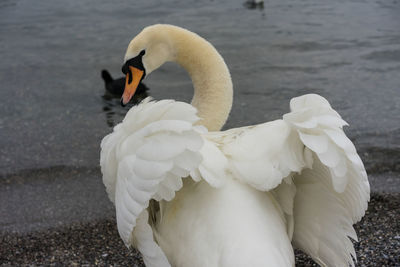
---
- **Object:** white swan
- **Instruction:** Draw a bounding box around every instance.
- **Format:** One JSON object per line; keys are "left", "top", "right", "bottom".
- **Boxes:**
{"left": 100, "top": 24, "right": 370, "bottom": 267}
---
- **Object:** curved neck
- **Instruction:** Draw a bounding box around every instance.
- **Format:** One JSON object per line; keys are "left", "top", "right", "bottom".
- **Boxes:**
{"left": 168, "top": 27, "right": 233, "bottom": 131}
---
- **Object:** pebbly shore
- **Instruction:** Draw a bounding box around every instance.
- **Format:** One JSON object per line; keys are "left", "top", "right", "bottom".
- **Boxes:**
{"left": 1, "top": 193, "right": 399, "bottom": 266}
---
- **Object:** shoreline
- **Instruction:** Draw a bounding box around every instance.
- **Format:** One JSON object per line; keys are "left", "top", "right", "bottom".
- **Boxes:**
{"left": 1, "top": 192, "right": 399, "bottom": 266}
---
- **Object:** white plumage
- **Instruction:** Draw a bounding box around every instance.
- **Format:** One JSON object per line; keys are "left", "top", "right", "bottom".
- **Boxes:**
{"left": 100, "top": 25, "right": 369, "bottom": 267}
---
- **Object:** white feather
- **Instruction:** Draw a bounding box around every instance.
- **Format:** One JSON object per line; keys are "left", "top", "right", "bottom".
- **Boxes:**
{"left": 299, "top": 132, "right": 329, "bottom": 154}
{"left": 101, "top": 93, "right": 369, "bottom": 267}
{"left": 100, "top": 98, "right": 206, "bottom": 254}
{"left": 133, "top": 210, "right": 170, "bottom": 267}
{"left": 100, "top": 25, "right": 369, "bottom": 267}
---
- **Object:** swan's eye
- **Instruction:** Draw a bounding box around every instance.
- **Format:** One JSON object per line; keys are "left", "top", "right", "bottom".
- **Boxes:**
{"left": 139, "top": 50, "right": 146, "bottom": 56}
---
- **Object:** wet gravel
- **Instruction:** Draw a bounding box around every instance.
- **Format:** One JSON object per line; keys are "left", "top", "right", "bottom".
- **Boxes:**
{"left": 1, "top": 193, "right": 399, "bottom": 266}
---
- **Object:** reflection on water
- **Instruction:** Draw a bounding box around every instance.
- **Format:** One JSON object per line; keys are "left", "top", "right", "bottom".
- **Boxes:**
{"left": 101, "top": 71, "right": 150, "bottom": 127}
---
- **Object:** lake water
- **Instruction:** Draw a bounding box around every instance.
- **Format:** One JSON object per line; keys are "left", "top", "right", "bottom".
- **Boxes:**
{"left": 1, "top": 0, "right": 399, "bottom": 176}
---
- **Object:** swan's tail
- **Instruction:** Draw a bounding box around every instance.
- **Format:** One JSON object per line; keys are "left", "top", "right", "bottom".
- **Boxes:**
{"left": 101, "top": 69, "right": 114, "bottom": 84}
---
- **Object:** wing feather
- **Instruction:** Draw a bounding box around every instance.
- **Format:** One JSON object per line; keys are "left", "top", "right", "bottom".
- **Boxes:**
{"left": 284, "top": 94, "right": 370, "bottom": 266}
{"left": 100, "top": 98, "right": 208, "bottom": 267}
{"left": 222, "top": 94, "right": 369, "bottom": 266}
{"left": 101, "top": 94, "right": 369, "bottom": 267}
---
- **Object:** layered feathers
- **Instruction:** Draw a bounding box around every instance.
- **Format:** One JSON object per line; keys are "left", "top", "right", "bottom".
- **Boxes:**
{"left": 100, "top": 94, "right": 369, "bottom": 267}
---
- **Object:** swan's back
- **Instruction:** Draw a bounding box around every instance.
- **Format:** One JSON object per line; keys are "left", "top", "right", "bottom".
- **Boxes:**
{"left": 156, "top": 178, "right": 294, "bottom": 267}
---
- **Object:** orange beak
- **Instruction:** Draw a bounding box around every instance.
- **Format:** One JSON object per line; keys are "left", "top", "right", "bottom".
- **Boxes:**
{"left": 121, "top": 66, "right": 144, "bottom": 106}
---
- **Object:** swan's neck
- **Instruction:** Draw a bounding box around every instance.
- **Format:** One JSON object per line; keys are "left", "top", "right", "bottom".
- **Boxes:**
{"left": 170, "top": 28, "right": 233, "bottom": 131}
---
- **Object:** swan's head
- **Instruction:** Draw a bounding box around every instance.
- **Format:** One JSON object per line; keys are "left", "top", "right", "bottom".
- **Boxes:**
{"left": 121, "top": 25, "right": 175, "bottom": 106}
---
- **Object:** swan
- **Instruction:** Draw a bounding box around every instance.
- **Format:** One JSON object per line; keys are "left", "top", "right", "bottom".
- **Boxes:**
{"left": 100, "top": 24, "right": 370, "bottom": 267}
{"left": 101, "top": 69, "right": 149, "bottom": 98}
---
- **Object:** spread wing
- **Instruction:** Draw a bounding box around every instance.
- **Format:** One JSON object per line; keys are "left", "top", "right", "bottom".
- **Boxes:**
{"left": 220, "top": 94, "right": 370, "bottom": 266}
{"left": 101, "top": 94, "right": 369, "bottom": 267}
{"left": 100, "top": 98, "right": 225, "bottom": 267}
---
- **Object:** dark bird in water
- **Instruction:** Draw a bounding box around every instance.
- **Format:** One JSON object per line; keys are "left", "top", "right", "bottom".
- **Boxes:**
{"left": 101, "top": 69, "right": 150, "bottom": 127}
{"left": 244, "top": 0, "right": 264, "bottom": 9}
{"left": 101, "top": 69, "right": 149, "bottom": 97}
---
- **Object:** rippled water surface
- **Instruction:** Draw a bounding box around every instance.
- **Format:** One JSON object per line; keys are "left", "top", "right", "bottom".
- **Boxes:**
{"left": 0, "top": 0, "right": 399, "bottom": 175}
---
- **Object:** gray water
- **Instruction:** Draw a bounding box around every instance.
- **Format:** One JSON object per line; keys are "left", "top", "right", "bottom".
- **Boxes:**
{"left": 0, "top": 0, "right": 399, "bottom": 176}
